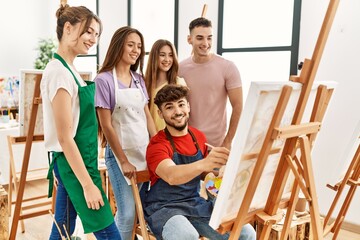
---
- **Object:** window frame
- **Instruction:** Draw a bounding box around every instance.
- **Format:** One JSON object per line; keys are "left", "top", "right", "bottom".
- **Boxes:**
{"left": 216, "top": 0, "right": 302, "bottom": 76}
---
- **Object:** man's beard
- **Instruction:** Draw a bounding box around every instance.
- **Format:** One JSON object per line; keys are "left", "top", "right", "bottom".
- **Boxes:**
{"left": 164, "top": 114, "right": 189, "bottom": 131}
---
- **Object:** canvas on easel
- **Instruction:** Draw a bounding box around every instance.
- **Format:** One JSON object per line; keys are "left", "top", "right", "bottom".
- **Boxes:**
{"left": 326, "top": 120, "right": 360, "bottom": 190}
{"left": 19, "top": 70, "right": 44, "bottom": 136}
{"left": 208, "top": 0, "right": 340, "bottom": 239}
{"left": 209, "top": 80, "right": 336, "bottom": 230}
{"left": 19, "top": 70, "right": 92, "bottom": 136}
{"left": 323, "top": 120, "right": 360, "bottom": 239}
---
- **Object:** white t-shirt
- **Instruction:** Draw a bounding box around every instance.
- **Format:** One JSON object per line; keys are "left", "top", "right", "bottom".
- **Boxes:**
{"left": 40, "top": 59, "right": 86, "bottom": 152}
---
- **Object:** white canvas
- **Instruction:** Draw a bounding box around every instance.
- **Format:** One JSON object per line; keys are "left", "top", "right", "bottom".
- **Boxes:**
{"left": 209, "top": 80, "right": 337, "bottom": 229}
{"left": 328, "top": 120, "right": 360, "bottom": 186}
{"left": 19, "top": 70, "right": 44, "bottom": 136}
{"left": 19, "top": 70, "right": 92, "bottom": 136}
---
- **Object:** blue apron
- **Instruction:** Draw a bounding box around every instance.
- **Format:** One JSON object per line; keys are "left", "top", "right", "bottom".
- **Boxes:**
{"left": 144, "top": 128, "right": 213, "bottom": 239}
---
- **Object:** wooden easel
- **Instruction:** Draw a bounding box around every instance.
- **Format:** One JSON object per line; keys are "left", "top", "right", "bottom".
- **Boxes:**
{"left": 215, "top": 0, "right": 340, "bottom": 239}
{"left": 9, "top": 74, "right": 48, "bottom": 239}
{"left": 201, "top": 4, "right": 208, "bottom": 17}
{"left": 7, "top": 134, "right": 50, "bottom": 233}
{"left": 259, "top": 1, "right": 340, "bottom": 238}
{"left": 323, "top": 140, "right": 360, "bottom": 239}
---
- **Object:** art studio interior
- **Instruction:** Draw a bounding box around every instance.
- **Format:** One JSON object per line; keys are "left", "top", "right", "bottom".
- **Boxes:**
{"left": 0, "top": 0, "right": 359, "bottom": 239}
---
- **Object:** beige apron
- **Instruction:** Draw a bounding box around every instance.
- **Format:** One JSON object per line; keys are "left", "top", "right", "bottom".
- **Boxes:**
{"left": 111, "top": 68, "right": 149, "bottom": 184}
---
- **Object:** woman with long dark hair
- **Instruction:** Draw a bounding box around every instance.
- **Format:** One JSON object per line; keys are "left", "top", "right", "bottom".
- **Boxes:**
{"left": 145, "top": 39, "right": 186, "bottom": 131}
{"left": 94, "top": 26, "right": 156, "bottom": 240}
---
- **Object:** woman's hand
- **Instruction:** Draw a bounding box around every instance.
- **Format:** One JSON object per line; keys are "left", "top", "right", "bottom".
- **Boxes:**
{"left": 83, "top": 183, "right": 105, "bottom": 210}
{"left": 121, "top": 161, "right": 137, "bottom": 180}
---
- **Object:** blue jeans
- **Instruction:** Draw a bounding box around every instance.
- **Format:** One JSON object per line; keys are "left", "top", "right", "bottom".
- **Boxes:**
{"left": 162, "top": 215, "right": 256, "bottom": 240}
{"left": 50, "top": 162, "right": 121, "bottom": 240}
{"left": 105, "top": 146, "right": 141, "bottom": 240}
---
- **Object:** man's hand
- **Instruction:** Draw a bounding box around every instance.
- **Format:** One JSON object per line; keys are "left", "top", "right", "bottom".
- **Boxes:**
{"left": 202, "top": 147, "right": 230, "bottom": 172}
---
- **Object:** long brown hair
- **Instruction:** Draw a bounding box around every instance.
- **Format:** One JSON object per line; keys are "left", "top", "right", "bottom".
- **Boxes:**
{"left": 98, "top": 26, "right": 145, "bottom": 75}
{"left": 97, "top": 26, "right": 146, "bottom": 147}
{"left": 144, "top": 39, "right": 179, "bottom": 102}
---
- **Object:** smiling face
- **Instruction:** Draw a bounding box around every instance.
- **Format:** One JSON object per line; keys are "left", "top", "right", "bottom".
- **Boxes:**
{"left": 158, "top": 97, "right": 190, "bottom": 132}
{"left": 187, "top": 26, "right": 213, "bottom": 58}
{"left": 67, "top": 18, "right": 100, "bottom": 56}
{"left": 120, "top": 32, "right": 142, "bottom": 66}
{"left": 158, "top": 45, "right": 174, "bottom": 73}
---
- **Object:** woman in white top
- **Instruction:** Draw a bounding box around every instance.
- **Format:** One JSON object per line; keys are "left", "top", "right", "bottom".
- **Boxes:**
{"left": 41, "top": 2, "right": 120, "bottom": 239}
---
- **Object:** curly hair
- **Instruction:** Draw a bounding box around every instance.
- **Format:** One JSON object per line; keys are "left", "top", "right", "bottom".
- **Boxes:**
{"left": 154, "top": 85, "right": 189, "bottom": 109}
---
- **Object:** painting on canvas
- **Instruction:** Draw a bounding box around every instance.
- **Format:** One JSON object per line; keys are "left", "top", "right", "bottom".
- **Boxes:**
{"left": 209, "top": 80, "right": 336, "bottom": 229}
{"left": 19, "top": 70, "right": 92, "bottom": 136}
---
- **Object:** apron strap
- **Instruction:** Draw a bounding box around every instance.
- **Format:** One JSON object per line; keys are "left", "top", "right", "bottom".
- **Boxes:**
{"left": 164, "top": 128, "right": 177, "bottom": 154}
{"left": 53, "top": 53, "right": 82, "bottom": 87}
{"left": 132, "top": 72, "right": 147, "bottom": 100}
{"left": 164, "top": 128, "right": 200, "bottom": 153}
{"left": 188, "top": 129, "right": 200, "bottom": 150}
{"left": 47, "top": 151, "right": 55, "bottom": 197}
{"left": 112, "top": 69, "right": 147, "bottom": 101}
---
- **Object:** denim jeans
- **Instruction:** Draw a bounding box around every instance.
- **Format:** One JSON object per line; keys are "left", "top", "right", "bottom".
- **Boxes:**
{"left": 105, "top": 145, "right": 141, "bottom": 240}
{"left": 50, "top": 162, "right": 121, "bottom": 240}
{"left": 93, "top": 222, "right": 121, "bottom": 240}
{"left": 49, "top": 162, "right": 77, "bottom": 240}
{"left": 162, "top": 215, "right": 256, "bottom": 240}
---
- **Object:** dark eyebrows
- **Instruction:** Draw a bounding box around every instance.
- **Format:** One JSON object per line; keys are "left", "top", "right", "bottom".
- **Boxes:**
{"left": 163, "top": 99, "right": 186, "bottom": 108}
{"left": 163, "top": 102, "right": 174, "bottom": 107}
{"left": 195, "top": 34, "right": 213, "bottom": 38}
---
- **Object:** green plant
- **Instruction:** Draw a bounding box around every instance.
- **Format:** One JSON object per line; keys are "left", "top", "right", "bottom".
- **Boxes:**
{"left": 34, "top": 38, "right": 57, "bottom": 70}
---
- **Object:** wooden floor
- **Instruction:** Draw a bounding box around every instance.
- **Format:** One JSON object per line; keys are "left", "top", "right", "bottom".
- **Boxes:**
{"left": 5, "top": 179, "right": 94, "bottom": 240}
{"left": 3, "top": 179, "right": 360, "bottom": 240}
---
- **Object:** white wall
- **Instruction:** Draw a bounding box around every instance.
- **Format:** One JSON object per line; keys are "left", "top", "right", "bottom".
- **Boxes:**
{"left": 0, "top": 0, "right": 56, "bottom": 75}
{"left": 299, "top": 0, "right": 360, "bottom": 225}
{"left": 177, "top": 0, "right": 219, "bottom": 61}
{"left": 0, "top": 0, "right": 129, "bottom": 76}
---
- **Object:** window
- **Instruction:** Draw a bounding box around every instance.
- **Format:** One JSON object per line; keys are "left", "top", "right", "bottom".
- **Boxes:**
{"left": 126, "top": 0, "right": 301, "bottom": 99}
{"left": 130, "top": 0, "right": 176, "bottom": 72}
{"left": 130, "top": 0, "right": 175, "bottom": 52}
{"left": 218, "top": 0, "right": 301, "bottom": 99}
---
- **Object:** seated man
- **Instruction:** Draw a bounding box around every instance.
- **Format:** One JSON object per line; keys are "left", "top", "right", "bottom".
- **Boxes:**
{"left": 144, "top": 85, "right": 256, "bottom": 240}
